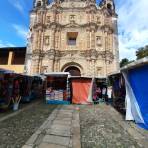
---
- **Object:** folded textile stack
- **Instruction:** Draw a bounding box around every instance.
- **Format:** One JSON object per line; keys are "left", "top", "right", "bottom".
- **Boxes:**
{"left": 46, "top": 89, "right": 64, "bottom": 101}
{"left": 54, "top": 90, "right": 63, "bottom": 100}
{"left": 46, "top": 90, "right": 55, "bottom": 100}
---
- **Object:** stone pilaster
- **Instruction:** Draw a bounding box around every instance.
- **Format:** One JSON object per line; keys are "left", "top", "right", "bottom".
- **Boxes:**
{"left": 32, "top": 55, "right": 40, "bottom": 74}
{"left": 86, "top": 28, "right": 90, "bottom": 50}
{"left": 91, "top": 29, "right": 95, "bottom": 49}
{"left": 51, "top": 29, "right": 55, "bottom": 49}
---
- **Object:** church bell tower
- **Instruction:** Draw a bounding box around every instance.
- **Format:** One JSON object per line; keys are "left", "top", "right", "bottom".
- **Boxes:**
{"left": 33, "top": 0, "right": 48, "bottom": 8}
{"left": 100, "top": 0, "right": 115, "bottom": 11}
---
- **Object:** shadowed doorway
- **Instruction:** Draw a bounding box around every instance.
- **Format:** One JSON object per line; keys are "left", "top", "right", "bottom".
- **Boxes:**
{"left": 64, "top": 66, "right": 81, "bottom": 76}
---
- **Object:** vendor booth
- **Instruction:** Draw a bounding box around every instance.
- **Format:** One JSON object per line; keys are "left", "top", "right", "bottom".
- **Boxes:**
{"left": 0, "top": 70, "right": 20, "bottom": 110}
{"left": 31, "top": 76, "right": 45, "bottom": 100}
{"left": 0, "top": 70, "right": 13, "bottom": 110}
{"left": 108, "top": 72, "right": 126, "bottom": 113}
{"left": 0, "top": 69, "right": 44, "bottom": 111}
{"left": 44, "top": 73, "right": 107, "bottom": 105}
{"left": 69, "top": 77, "right": 107, "bottom": 104}
{"left": 44, "top": 72, "right": 70, "bottom": 104}
{"left": 20, "top": 75, "right": 44, "bottom": 102}
{"left": 121, "top": 57, "right": 148, "bottom": 130}
{"left": 19, "top": 75, "right": 33, "bottom": 102}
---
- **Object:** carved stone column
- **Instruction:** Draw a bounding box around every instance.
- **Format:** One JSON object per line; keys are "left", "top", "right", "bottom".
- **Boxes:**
{"left": 55, "top": 30, "right": 59, "bottom": 49}
{"left": 86, "top": 11, "right": 90, "bottom": 23}
{"left": 38, "top": 30, "right": 42, "bottom": 49}
{"left": 32, "top": 55, "right": 40, "bottom": 74}
{"left": 35, "top": 31, "right": 39, "bottom": 50}
{"left": 54, "top": 57, "right": 59, "bottom": 72}
{"left": 47, "top": 50, "right": 55, "bottom": 72}
{"left": 24, "top": 54, "right": 32, "bottom": 75}
{"left": 91, "top": 29, "right": 95, "bottom": 49}
{"left": 51, "top": 28, "right": 55, "bottom": 49}
{"left": 86, "top": 28, "right": 90, "bottom": 50}
{"left": 48, "top": 58, "right": 54, "bottom": 72}
{"left": 91, "top": 56, "right": 96, "bottom": 77}
{"left": 87, "top": 58, "right": 91, "bottom": 76}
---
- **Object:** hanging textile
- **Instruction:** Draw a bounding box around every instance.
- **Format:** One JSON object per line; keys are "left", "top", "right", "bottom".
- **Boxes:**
{"left": 72, "top": 79, "right": 91, "bottom": 104}
{"left": 123, "top": 64, "right": 148, "bottom": 130}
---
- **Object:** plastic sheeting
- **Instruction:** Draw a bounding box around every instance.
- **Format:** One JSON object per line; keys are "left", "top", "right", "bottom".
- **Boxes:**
{"left": 72, "top": 79, "right": 91, "bottom": 104}
{"left": 123, "top": 65, "right": 148, "bottom": 130}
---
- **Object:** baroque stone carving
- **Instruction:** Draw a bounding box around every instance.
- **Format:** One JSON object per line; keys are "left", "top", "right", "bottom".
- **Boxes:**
{"left": 26, "top": 0, "right": 119, "bottom": 76}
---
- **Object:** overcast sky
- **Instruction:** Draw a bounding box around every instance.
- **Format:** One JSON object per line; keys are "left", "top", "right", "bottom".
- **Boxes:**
{"left": 0, "top": 0, "right": 148, "bottom": 60}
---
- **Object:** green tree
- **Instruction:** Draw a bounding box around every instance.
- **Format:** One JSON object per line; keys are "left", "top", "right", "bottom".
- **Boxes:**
{"left": 136, "top": 45, "right": 148, "bottom": 60}
{"left": 120, "top": 58, "right": 130, "bottom": 67}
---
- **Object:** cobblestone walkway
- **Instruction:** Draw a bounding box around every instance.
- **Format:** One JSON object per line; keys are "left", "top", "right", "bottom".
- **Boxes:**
{"left": 23, "top": 105, "right": 81, "bottom": 148}
{"left": 22, "top": 104, "right": 148, "bottom": 148}
{"left": 0, "top": 101, "right": 57, "bottom": 148}
{"left": 80, "top": 104, "right": 148, "bottom": 148}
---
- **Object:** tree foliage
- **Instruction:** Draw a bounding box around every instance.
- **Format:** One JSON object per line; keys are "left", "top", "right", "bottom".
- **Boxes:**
{"left": 120, "top": 58, "right": 134, "bottom": 68}
{"left": 120, "top": 58, "right": 130, "bottom": 68}
{"left": 136, "top": 45, "right": 148, "bottom": 60}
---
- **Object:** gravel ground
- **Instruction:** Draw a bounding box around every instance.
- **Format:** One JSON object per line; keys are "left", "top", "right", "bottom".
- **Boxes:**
{"left": 0, "top": 101, "right": 57, "bottom": 148}
{"left": 80, "top": 104, "right": 142, "bottom": 148}
{"left": 0, "top": 100, "right": 39, "bottom": 119}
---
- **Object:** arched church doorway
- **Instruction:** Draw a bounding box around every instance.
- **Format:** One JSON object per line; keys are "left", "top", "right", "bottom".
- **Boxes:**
{"left": 64, "top": 66, "right": 81, "bottom": 76}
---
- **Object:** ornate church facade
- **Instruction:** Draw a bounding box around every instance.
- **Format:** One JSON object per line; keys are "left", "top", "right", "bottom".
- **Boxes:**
{"left": 25, "top": 0, "right": 119, "bottom": 77}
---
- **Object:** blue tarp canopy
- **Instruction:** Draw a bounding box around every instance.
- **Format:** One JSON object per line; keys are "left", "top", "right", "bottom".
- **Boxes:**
{"left": 122, "top": 58, "right": 148, "bottom": 130}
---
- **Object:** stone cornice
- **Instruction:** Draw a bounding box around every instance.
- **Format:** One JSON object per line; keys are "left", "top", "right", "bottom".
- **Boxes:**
{"left": 32, "top": 21, "right": 115, "bottom": 33}
{"left": 33, "top": 49, "right": 114, "bottom": 61}
{"left": 31, "top": 49, "right": 114, "bottom": 63}
{"left": 33, "top": 21, "right": 100, "bottom": 30}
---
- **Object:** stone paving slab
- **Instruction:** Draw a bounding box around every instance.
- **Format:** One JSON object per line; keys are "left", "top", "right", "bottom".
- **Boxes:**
{"left": 56, "top": 114, "right": 73, "bottom": 118}
{"left": 50, "top": 124, "right": 71, "bottom": 131}
{"left": 38, "top": 143, "right": 67, "bottom": 148}
{"left": 42, "top": 135, "right": 70, "bottom": 146}
{"left": 56, "top": 117, "right": 72, "bottom": 121}
{"left": 22, "top": 105, "right": 81, "bottom": 148}
{"left": 46, "top": 128, "right": 71, "bottom": 137}
{"left": 52, "top": 120, "right": 72, "bottom": 125}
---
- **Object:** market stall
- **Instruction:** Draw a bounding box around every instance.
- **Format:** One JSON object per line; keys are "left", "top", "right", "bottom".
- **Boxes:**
{"left": 69, "top": 77, "right": 107, "bottom": 104}
{"left": 0, "top": 70, "right": 18, "bottom": 110}
{"left": 94, "top": 77, "right": 108, "bottom": 104}
{"left": 121, "top": 57, "right": 148, "bottom": 130}
{"left": 31, "top": 75, "right": 45, "bottom": 100}
{"left": 0, "top": 69, "right": 45, "bottom": 111}
{"left": 108, "top": 72, "right": 126, "bottom": 113}
{"left": 44, "top": 72, "right": 70, "bottom": 104}
{"left": 19, "top": 75, "right": 33, "bottom": 102}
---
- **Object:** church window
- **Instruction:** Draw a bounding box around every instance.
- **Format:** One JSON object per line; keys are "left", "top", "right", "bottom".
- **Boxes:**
{"left": 67, "top": 32, "right": 78, "bottom": 46}
{"left": 107, "top": 3, "right": 112, "bottom": 10}
{"left": 37, "top": 1, "right": 41, "bottom": 7}
{"left": 44, "top": 36, "right": 50, "bottom": 45}
{"left": 96, "top": 36, "right": 102, "bottom": 46}
{"left": 107, "top": 3, "right": 113, "bottom": 14}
